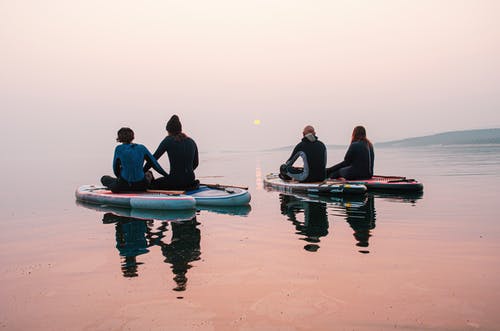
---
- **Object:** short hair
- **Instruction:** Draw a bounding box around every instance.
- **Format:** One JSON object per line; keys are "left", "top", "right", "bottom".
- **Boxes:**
{"left": 116, "top": 127, "right": 134, "bottom": 143}
{"left": 303, "top": 125, "right": 315, "bottom": 136}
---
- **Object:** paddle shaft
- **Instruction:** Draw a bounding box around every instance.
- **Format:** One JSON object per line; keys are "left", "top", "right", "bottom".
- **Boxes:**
{"left": 202, "top": 183, "right": 248, "bottom": 190}
{"left": 147, "top": 189, "right": 185, "bottom": 195}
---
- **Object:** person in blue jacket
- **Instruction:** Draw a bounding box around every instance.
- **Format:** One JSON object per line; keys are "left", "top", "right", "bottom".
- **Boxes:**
{"left": 326, "top": 125, "right": 374, "bottom": 180}
{"left": 101, "top": 127, "right": 168, "bottom": 193}
{"left": 144, "top": 115, "right": 199, "bottom": 190}
{"left": 279, "top": 125, "right": 327, "bottom": 182}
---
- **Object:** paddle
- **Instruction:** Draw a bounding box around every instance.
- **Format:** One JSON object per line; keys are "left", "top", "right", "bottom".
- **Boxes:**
{"left": 147, "top": 189, "right": 186, "bottom": 195}
{"left": 202, "top": 183, "right": 248, "bottom": 190}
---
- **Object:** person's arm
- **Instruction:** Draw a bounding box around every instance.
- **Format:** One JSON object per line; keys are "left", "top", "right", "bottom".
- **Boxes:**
{"left": 193, "top": 140, "right": 199, "bottom": 170}
{"left": 326, "top": 144, "right": 352, "bottom": 174}
{"left": 144, "top": 139, "right": 168, "bottom": 172}
{"left": 285, "top": 143, "right": 301, "bottom": 165}
{"left": 286, "top": 150, "right": 303, "bottom": 167}
{"left": 343, "top": 143, "right": 355, "bottom": 165}
{"left": 143, "top": 146, "right": 169, "bottom": 177}
{"left": 112, "top": 148, "right": 121, "bottom": 178}
{"left": 370, "top": 145, "right": 375, "bottom": 175}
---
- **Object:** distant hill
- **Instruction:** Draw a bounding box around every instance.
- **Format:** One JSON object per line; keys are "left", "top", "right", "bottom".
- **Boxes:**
{"left": 264, "top": 128, "right": 500, "bottom": 151}
{"left": 376, "top": 128, "right": 500, "bottom": 147}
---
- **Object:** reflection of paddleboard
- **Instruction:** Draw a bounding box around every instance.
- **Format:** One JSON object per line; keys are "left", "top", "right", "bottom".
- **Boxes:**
{"left": 280, "top": 191, "right": 369, "bottom": 208}
{"left": 75, "top": 185, "right": 196, "bottom": 210}
{"left": 263, "top": 173, "right": 367, "bottom": 195}
{"left": 76, "top": 200, "right": 197, "bottom": 221}
{"left": 199, "top": 204, "right": 252, "bottom": 216}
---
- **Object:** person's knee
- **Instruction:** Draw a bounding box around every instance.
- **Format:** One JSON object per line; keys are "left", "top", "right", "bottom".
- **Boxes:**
{"left": 279, "top": 164, "right": 288, "bottom": 174}
{"left": 101, "top": 175, "right": 115, "bottom": 187}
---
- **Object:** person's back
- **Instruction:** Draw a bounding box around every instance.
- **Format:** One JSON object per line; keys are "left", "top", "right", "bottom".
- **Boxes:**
{"left": 115, "top": 143, "right": 152, "bottom": 183}
{"left": 154, "top": 135, "right": 198, "bottom": 187}
{"left": 280, "top": 125, "right": 326, "bottom": 183}
{"left": 145, "top": 115, "right": 199, "bottom": 190}
{"left": 101, "top": 127, "right": 168, "bottom": 193}
{"left": 327, "top": 125, "right": 374, "bottom": 180}
{"left": 343, "top": 141, "right": 373, "bottom": 179}
{"left": 292, "top": 137, "right": 327, "bottom": 182}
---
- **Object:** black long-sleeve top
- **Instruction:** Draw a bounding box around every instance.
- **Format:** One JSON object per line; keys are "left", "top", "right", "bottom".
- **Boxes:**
{"left": 144, "top": 135, "right": 199, "bottom": 187}
{"left": 328, "top": 141, "right": 374, "bottom": 179}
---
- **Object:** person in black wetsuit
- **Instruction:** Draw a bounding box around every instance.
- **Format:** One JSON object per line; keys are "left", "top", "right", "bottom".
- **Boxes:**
{"left": 326, "top": 125, "right": 374, "bottom": 180}
{"left": 144, "top": 115, "right": 199, "bottom": 190}
{"left": 279, "top": 125, "right": 327, "bottom": 182}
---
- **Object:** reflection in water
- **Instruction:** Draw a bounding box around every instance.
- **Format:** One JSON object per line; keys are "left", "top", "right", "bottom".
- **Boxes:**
{"left": 279, "top": 193, "right": 377, "bottom": 253}
{"left": 101, "top": 212, "right": 201, "bottom": 291}
{"left": 79, "top": 200, "right": 250, "bottom": 291}
{"left": 102, "top": 213, "right": 150, "bottom": 277}
{"left": 279, "top": 191, "right": 423, "bottom": 253}
{"left": 373, "top": 191, "right": 424, "bottom": 206}
{"left": 156, "top": 219, "right": 201, "bottom": 292}
{"left": 344, "top": 195, "right": 376, "bottom": 254}
{"left": 279, "top": 195, "right": 329, "bottom": 252}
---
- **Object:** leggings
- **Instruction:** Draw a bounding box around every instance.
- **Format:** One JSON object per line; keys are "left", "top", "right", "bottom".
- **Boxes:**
{"left": 101, "top": 175, "right": 149, "bottom": 193}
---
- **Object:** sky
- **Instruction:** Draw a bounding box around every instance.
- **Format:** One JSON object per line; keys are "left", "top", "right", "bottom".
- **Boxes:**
{"left": 1, "top": 0, "right": 500, "bottom": 153}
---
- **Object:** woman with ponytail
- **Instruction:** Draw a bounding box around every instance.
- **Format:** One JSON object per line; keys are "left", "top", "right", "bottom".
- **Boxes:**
{"left": 144, "top": 115, "right": 199, "bottom": 190}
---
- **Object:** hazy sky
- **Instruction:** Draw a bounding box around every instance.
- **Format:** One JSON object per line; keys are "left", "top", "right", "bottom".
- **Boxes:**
{"left": 1, "top": 0, "right": 499, "bottom": 152}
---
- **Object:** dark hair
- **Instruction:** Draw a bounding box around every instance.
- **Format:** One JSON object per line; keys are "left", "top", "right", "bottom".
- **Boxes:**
{"left": 166, "top": 115, "right": 182, "bottom": 134}
{"left": 116, "top": 127, "right": 134, "bottom": 144}
{"left": 166, "top": 114, "right": 187, "bottom": 141}
{"left": 351, "top": 125, "right": 372, "bottom": 146}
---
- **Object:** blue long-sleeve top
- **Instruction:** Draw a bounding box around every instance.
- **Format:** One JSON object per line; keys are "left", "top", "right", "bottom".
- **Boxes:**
{"left": 113, "top": 143, "right": 168, "bottom": 183}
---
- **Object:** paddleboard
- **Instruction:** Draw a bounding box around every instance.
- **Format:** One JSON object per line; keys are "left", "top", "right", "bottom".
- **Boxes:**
{"left": 264, "top": 173, "right": 423, "bottom": 193}
{"left": 76, "top": 184, "right": 251, "bottom": 211}
{"left": 263, "top": 173, "right": 367, "bottom": 195}
{"left": 346, "top": 175, "right": 424, "bottom": 192}
{"left": 186, "top": 185, "right": 251, "bottom": 206}
{"left": 75, "top": 185, "right": 196, "bottom": 210}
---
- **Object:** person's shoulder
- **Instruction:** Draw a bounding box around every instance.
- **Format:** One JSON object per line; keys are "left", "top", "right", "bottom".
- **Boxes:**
{"left": 115, "top": 144, "right": 127, "bottom": 152}
{"left": 163, "top": 136, "right": 175, "bottom": 143}
{"left": 133, "top": 143, "right": 148, "bottom": 151}
{"left": 351, "top": 141, "right": 364, "bottom": 147}
{"left": 295, "top": 140, "right": 305, "bottom": 149}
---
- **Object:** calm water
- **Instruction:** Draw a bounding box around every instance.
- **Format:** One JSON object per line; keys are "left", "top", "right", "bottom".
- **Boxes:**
{"left": 1, "top": 145, "right": 500, "bottom": 330}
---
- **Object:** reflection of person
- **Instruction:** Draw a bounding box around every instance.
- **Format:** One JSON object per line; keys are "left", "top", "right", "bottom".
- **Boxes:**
{"left": 159, "top": 218, "right": 201, "bottom": 291}
{"left": 279, "top": 194, "right": 329, "bottom": 252}
{"left": 327, "top": 125, "right": 374, "bottom": 180}
{"left": 144, "top": 115, "right": 199, "bottom": 190}
{"left": 101, "top": 127, "right": 168, "bottom": 193}
{"left": 279, "top": 125, "right": 327, "bottom": 182}
{"left": 102, "top": 213, "right": 150, "bottom": 277}
{"left": 344, "top": 195, "right": 376, "bottom": 254}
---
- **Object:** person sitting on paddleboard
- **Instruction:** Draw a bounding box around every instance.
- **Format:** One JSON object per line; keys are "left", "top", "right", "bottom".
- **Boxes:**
{"left": 326, "top": 125, "right": 374, "bottom": 180}
{"left": 279, "top": 125, "right": 327, "bottom": 182}
{"left": 101, "top": 127, "right": 168, "bottom": 193}
{"left": 144, "top": 115, "right": 199, "bottom": 190}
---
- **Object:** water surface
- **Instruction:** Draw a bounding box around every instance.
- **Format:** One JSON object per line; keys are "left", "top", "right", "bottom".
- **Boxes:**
{"left": 1, "top": 145, "right": 499, "bottom": 330}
